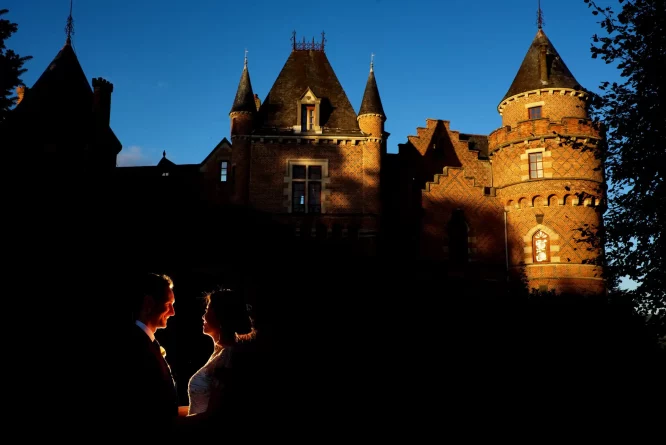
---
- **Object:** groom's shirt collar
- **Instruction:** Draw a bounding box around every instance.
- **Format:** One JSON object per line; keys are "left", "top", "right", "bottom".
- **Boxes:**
{"left": 135, "top": 320, "right": 155, "bottom": 342}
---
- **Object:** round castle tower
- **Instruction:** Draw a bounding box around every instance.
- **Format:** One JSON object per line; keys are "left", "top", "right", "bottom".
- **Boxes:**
{"left": 229, "top": 55, "right": 256, "bottom": 205}
{"left": 357, "top": 58, "right": 386, "bottom": 216}
{"left": 488, "top": 28, "right": 605, "bottom": 296}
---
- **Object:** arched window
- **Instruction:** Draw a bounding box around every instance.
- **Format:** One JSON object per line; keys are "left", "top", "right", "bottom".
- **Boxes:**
{"left": 532, "top": 230, "right": 550, "bottom": 263}
{"left": 447, "top": 209, "right": 469, "bottom": 264}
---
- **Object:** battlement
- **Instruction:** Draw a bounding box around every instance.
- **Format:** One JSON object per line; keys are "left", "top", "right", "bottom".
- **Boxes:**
{"left": 488, "top": 117, "right": 600, "bottom": 151}
{"left": 92, "top": 77, "right": 113, "bottom": 92}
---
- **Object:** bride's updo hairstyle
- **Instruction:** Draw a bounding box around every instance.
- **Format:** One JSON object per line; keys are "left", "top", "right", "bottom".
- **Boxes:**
{"left": 206, "top": 287, "right": 255, "bottom": 344}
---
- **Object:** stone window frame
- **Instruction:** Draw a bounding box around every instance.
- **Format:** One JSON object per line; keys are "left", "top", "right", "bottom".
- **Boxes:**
{"left": 520, "top": 147, "right": 553, "bottom": 181}
{"left": 283, "top": 159, "right": 331, "bottom": 214}
{"left": 292, "top": 88, "right": 323, "bottom": 134}
{"left": 528, "top": 152, "right": 544, "bottom": 179}
{"left": 525, "top": 100, "right": 545, "bottom": 120}
{"left": 523, "top": 224, "right": 560, "bottom": 264}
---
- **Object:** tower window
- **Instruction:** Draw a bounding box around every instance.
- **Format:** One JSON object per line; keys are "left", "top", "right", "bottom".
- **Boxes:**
{"left": 532, "top": 230, "right": 550, "bottom": 263}
{"left": 220, "top": 161, "right": 229, "bottom": 182}
{"left": 529, "top": 152, "right": 544, "bottom": 179}
{"left": 528, "top": 106, "right": 542, "bottom": 119}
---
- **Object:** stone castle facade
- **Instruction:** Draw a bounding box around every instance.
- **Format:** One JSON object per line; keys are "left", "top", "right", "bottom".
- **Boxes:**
{"left": 2, "top": 26, "right": 605, "bottom": 297}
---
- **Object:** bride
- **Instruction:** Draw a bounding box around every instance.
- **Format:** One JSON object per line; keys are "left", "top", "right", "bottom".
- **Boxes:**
{"left": 177, "top": 287, "right": 257, "bottom": 426}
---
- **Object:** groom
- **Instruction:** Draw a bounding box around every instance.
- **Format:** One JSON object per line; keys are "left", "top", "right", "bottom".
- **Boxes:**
{"left": 127, "top": 272, "right": 179, "bottom": 435}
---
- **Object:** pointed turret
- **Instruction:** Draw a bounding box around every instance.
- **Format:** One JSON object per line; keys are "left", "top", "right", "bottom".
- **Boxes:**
{"left": 358, "top": 58, "right": 385, "bottom": 118}
{"left": 229, "top": 55, "right": 256, "bottom": 114}
{"left": 500, "top": 29, "right": 581, "bottom": 103}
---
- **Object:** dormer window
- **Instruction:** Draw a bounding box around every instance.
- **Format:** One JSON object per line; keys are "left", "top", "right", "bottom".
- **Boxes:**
{"left": 293, "top": 88, "right": 322, "bottom": 134}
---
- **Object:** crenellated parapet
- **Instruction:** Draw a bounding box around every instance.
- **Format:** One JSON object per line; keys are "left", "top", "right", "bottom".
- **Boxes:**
{"left": 92, "top": 77, "right": 113, "bottom": 92}
{"left": 488, "top": 117, "right": 601, "bottom": 152}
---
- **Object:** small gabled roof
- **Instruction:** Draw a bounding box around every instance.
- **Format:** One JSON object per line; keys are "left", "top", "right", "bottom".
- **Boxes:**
{"left": 157, "top": 151, "right": 177, "bottom": 169}
{"left": 359, "top": 66, "right": 385, "bottom": 117}
{"left": 256, "top": 50, "right": 361, "bottom": 135}
{"left": 200, "top": 137, "right": 232, "bottom": 166}
{"left": 501, "top": 29, "right": 581, "bottom": 103}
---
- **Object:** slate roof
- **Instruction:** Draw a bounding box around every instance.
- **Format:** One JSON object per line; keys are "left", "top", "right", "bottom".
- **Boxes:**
{"left": 501, "top": 29, "right": 581, "bottom": 103}
{"left": 9, "top": 39, "right": 121, "bottom": 153}
{"left": 256, "top": 50, "right": 361, "bottom": 135}
{"left": 230, "top": 64, "right": 256, "bottom": 114}
{"left": 358, "top": 68, "right": 385, "bottom": 117}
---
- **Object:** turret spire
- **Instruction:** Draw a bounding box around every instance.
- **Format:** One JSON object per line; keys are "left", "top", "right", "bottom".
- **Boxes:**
{"left": 65, "top": 0, "right": 74, "bottom": 45}
{"left": 230, "top": 51, "right": 256, "bottom": 114}
{"left": 537, "top": 0, "right": 545, "bottom": 30}
{"left": 359, "top": 58, "right": 385, "bottom": 117}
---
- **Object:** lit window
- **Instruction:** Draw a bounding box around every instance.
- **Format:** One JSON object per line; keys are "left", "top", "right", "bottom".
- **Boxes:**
{"left": 220, "top": 161, "right": 229, "bottom": 182}
{"left": 528, "top": 106, "right": 542, "bottom": 119}
{"left": 291, "top": 165, "right": 322, "bottom": 214}
{"left": 529, "top": 152, "right": 544, "bottom": 179}
{"left": 302, "top": 105, "right": 316, "bottom": 131}
{"left": 533, "top": 230, "right": 550, "bottom": 263}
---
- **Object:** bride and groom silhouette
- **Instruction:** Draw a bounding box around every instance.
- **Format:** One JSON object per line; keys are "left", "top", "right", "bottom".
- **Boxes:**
{"left": 128, "top": 273, "right": 256, "bottom": 437}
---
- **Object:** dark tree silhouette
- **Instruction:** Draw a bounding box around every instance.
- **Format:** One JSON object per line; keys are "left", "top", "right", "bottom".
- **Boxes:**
{"left": 584, "top": 0, "right": 666, "bottom": 314}
{"left": 0, "top": 9, "right": 32, "bottom": 122}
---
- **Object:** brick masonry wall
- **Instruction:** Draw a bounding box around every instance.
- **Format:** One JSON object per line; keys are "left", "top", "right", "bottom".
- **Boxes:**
{"left": 248, "top": 139, "right": 366, "bottom": 214}
{"left": 499, "top": 90, "right": 588, "bottom": 129}
{"left": 358, "top": 115, "right": 384, "bottom": 215}
{"left": 421, "top": 167, "right": 505, "bottom": 263}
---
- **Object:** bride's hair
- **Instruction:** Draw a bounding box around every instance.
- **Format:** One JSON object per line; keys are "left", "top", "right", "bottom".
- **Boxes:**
{"left": 205, "top": 287, "right": 255, "bottom": 343}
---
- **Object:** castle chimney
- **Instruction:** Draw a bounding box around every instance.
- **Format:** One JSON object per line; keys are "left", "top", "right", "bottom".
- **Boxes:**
{"left": 16, "top": 85, "right": 26, "bottom": 105}
{"left": 539, "top": 44, "right": 548, "bottom": 83}
{"left": 92, "top": 77, "right": 114, "bottom": 126}
{"left": 254, "top": 93, "right": 261, "bottom": 111}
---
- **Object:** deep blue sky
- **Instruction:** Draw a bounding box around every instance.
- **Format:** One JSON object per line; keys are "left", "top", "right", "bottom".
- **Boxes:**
{"left": 6, "top": 0, "right": 619, "bottom": 167}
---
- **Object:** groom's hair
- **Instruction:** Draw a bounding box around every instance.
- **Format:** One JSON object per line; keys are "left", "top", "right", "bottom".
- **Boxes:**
{"left": 129, "top": 273, "right": 173, "bottom": 317}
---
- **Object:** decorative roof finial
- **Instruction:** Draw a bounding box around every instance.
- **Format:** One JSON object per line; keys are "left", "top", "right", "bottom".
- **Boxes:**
{"left": 370, "top": 53, "right": 375, "bottom": 72}
{"left": 537, "top": 0, "right": 545, "bottom": 30}
{"left": 244, "top": 49, "right": 248, "bottom": 68}
{"left": 163, "top": 150, "right": 166, "bottom": 158}
{"left": 65, "top": 0, "right": 74, "bottom": 44}
{"left": 291, "top": 30, "right": 296, "bottom": 50}
{"left": 321, "top": 31, "right": 326, "bottom": 51}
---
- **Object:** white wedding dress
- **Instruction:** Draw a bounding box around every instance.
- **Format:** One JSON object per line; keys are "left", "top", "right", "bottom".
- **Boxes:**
{"left": 187, "top": 344, "right": 232, "bottom": 415}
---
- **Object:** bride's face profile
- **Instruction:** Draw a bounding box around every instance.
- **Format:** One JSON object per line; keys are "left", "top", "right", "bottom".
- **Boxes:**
{"left": 202, "top": 302, "right": 221, "bottom": 341}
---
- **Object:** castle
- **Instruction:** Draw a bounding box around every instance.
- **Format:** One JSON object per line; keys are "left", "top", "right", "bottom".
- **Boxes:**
{"left": 2, "top": 16, "right": 605, "bottom": 297}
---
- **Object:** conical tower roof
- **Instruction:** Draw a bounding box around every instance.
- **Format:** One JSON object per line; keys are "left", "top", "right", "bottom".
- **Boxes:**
{"left": 501, "top": 29, "right": 581, "bottom": 103}
{"left": 14, "top": 39, "right": 93, "bottom": 118}
{"left": 359, "top": 65, "right": 384, "bottom": 117}
{"left": 230, "top": 60, "right": 256, "bottom": 114}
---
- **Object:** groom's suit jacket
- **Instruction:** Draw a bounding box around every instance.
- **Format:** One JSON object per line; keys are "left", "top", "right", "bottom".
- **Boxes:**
{"left": 128, "top": 324, "right": 178, "bottom": 430}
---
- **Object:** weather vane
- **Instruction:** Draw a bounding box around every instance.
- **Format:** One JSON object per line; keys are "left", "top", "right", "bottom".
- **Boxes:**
{"left": 65, "top": 0, "right": 74, "bottom": 43}
{"left": 370, "top": 53, "right": 375, "bottom": 72}
{"left": 244, "top": 48, "right": 248, "bottom": 67}
{"left": 537, "top": 0, "right": 545, "bottom": 29}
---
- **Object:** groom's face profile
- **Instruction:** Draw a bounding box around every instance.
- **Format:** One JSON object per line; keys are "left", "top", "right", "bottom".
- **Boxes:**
{"left": 148, "top": 287, "right": 176, "bottom": 331}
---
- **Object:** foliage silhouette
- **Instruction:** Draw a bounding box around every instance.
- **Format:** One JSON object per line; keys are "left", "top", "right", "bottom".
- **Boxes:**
{"left": 583, "top": 0, "right": 666, "bottom": 314}
{"left": 0, "top": 9, "right": 32, "bottom": 123}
